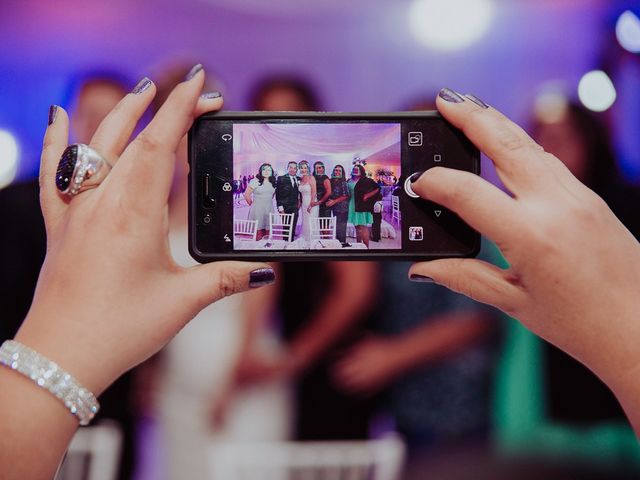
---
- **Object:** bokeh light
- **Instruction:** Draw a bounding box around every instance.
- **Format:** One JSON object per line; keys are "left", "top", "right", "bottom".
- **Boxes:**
{"left": 577, "top": 70, "right": 616, "bottom": 112}
{"left": 0, "top": 130, "right": 19, "bottom": 189}
{"left": 408, "top": 0, "right": 494, "bottom": 51}
{"left": 616, "top": 10, "right": 640, "bottom": 53}
{"left": 534, "top": 84, "right": 570, "bottom": 124}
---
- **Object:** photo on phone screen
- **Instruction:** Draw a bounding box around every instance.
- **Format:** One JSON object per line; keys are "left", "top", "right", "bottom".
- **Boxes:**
{"left": 232, "top": 122, "right": 401, "bottom": 251}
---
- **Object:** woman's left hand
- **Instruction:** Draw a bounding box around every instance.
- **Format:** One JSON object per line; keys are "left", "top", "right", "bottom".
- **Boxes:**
{"left": 16, "top": 68, "right": 274, "bottom": 396}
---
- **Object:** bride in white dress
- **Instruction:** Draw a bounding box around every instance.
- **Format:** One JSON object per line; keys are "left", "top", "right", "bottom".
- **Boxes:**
{"left": 298, "top": 161, "right": 319, "bottom": 242}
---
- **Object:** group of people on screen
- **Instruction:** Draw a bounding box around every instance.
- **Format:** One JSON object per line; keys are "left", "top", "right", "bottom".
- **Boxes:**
{"left": 242, "top": 160, "right": 381, "bottom": 246}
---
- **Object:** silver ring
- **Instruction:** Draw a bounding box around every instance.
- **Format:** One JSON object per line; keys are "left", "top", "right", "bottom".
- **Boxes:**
{"left": 55, "top": 144, "right": 112, "bottom": 196}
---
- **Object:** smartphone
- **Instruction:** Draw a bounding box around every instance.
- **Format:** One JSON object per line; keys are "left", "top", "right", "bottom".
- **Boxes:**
{"left": 188, "top": 111, "right": 480, "bottom": 262}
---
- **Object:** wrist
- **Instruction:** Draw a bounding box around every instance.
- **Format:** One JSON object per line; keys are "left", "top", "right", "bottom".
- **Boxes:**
{"left": 15, "top": 312, "right": 116, "bottom": 396}
{"left": 0, "top": 340, "right": 100, "bottom": 425}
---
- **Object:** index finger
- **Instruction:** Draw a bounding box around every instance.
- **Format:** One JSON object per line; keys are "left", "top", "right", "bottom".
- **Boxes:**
{"left": 411, "top": 166, "right": 522, "bottom": 245}
{"left": 114, "top": 64, "right": 208, "bottom": 204}
{"left": 436, "top": 88, "right": 559, "bottom": 197}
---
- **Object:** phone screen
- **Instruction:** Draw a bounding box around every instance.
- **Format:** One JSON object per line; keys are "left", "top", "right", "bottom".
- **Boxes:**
{"left": 231, "top": 121, "right": 401, "bottom": 251}
{"left": 189, "top": 112, "right": 479, "bottom": 261}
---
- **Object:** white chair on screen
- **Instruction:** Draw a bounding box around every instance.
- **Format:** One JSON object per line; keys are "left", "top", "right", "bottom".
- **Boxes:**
{"left": 209, "top": 434, "right": 406, "bottom": 480}
{"left": 269, "top": 213, "right": 294, "bottom": 242}
{"left": 391, "top": 195, "right": 401, "bottom": 225}
{"left": 310, "top": 216, "right": 336, "bottom": 241}
{"left": 54, "top": 420, "right": 122, "bottom": 480}
{"left": 234, "top": 219, "right": 258, "bottom": 241}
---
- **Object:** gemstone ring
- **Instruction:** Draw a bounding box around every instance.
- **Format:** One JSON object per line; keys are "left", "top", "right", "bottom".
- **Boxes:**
{"left": 55, "top": 144, "right": 112, "bottom": 197}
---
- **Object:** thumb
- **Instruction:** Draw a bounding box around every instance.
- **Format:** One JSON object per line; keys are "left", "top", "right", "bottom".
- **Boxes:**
{"left": 182, "top": 261, "right": 275, "bottom": 313}
{"left": 408, "top": 258, "right": 523, "bottom": 317}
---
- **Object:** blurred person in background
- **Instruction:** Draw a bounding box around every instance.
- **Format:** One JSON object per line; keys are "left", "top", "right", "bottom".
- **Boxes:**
{"left": 139, "top": 63, "right": 293, "bottom": 480}
{"left": 334, "top": 98, "right": 503, "bottom": 478}
{"left": 0, "top": 70, "right": 138, "bottom": 480}
{"left": 526, "top": 101, "right": 640, "bottom": 440}
{"left": 216, "top": 76, "right": 380, "bottom": 441}
{"left": 335, "top": 242, "right": 503, "bottom": 476}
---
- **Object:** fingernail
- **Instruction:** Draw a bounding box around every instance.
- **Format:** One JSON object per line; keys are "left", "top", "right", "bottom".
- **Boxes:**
{"left": 184, "top": 64, "right": 203, "bottom": 82}
{"left": 249, "top": 267, "right": 275, "bottom": 288}
{"left": 465, "top": 93, "right": 489, "bottom": 109}
{"left": 200, "top": 91, "right": 222, "bottom": 99}
{"left": 438, "top": 88, "right": 464, "bottom": 103}
{"left": 131, "top": 77, "right": 153, "bottom": 95}
{"left": 48, "top": 105, "right": 58, "bottom": 126}
{"left": 409, "top": 171, "right": 424, "bottom": 184}
{"left": 409, "top": 274, "right": 434, "bottom": 283}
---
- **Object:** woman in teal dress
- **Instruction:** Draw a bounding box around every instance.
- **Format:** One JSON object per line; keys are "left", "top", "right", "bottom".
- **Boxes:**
{"left": 347, "top": 164, "right": 380, "bottom": 247}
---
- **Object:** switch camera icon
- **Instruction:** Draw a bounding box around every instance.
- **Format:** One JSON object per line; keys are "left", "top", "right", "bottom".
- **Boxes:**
{"left": 222, "top": 182, "right": 232, "bottom": 192}
{"left": 408, "top": 132, "right": 423, "bottom": 147}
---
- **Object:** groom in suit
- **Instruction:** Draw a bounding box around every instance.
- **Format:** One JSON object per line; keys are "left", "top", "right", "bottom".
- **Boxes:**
{"left": 276, "top": 161, "right": 301, "bottom": 240}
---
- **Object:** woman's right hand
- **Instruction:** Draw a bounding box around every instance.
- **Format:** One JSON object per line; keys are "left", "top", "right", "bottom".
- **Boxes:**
{"left": 409, "top": 89, "right": 640, "bottom": 429}
{"left": 16, "top": 67, "right": 275, "bottom": 397}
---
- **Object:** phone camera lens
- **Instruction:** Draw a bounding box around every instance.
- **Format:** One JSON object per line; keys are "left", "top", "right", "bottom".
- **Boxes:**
{"left": 203, "top": 213, "right": 212, "bottom": 224}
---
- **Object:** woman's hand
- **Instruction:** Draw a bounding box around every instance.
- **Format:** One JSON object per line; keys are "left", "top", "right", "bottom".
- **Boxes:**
{"left": 325, "top": 199, "right": 335, "bottom": 207}
{"left": 16, "top": 67, "right": 274, "bottom": 396}
{"left": 409, "top": 89, "right": 640, "bottom": 417}
{"left": 333, "top": 336, "right": 398, "bottom": 395}
{"left": 208, "top": 348, "right": 292, "bottom": 428}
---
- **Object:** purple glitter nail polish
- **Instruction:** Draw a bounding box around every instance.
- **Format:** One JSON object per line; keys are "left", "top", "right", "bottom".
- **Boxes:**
{"left": 249, "top": 268, "right": 275, "bottom": 288}
{"left": 438, "top": 88, "right": 464, "bottom": 103}
{"left": 48, "top": 105, "right": 58, "bottom": 126}
{"left": 131, "top": 77, "right": 153, "bottom": 95}
{"left": 184, "top": 64, "right": 203, "bottom": 82}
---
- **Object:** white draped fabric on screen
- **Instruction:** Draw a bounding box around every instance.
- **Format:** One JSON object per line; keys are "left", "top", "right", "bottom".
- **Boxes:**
{"left": 233, "top": 123, "right": 401, "bottom": 177}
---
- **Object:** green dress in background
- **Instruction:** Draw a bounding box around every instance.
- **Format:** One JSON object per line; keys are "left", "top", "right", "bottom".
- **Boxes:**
{"left": 347, "top": 179, "right": 373, "bottom": 226}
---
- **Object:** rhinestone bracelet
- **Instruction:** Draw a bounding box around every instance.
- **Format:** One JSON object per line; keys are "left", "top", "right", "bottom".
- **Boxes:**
{"left": 0, "top": 340, "right": 100, "bottom": 425}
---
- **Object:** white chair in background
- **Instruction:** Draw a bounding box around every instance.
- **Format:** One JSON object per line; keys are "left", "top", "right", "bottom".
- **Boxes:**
{"left": 55, "top": 420, "right": 122, "bottom": 480}
{"left": 234, "top": 219, "right": 258, "bottom": 241}
{"left": 269, "top": 213, "right": 294, "bottom": 242}
{"left": 391, "top": 195, "right": 401, "bottom": 225}
{"left": 209, "top": 434, "right": 406, "bottom": 480}
{"left": 310, "top": 216, "right": 336, "bottom": 241}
